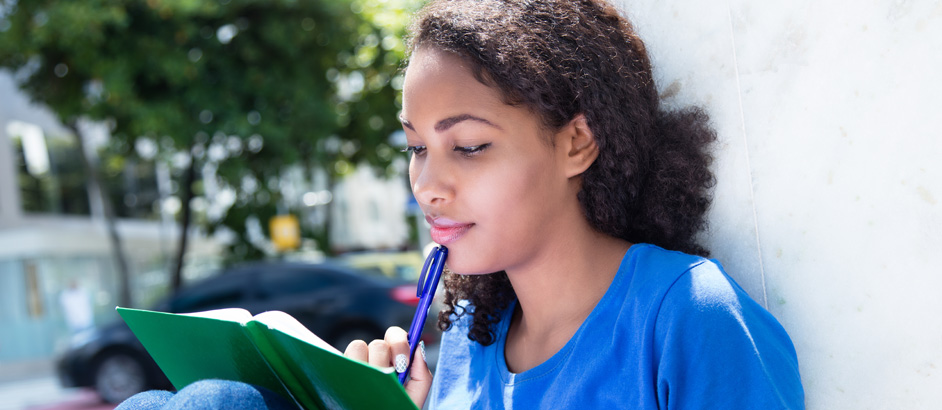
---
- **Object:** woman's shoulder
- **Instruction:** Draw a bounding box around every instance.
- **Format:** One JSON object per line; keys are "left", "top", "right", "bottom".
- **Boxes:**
{"left": 620, "top": 243, "right": 794, "bottom": 350}
{"left": 622, "top": 244, "right": 804, "bottom": 407}
{"left": 625, "top": 243, "right": 713, "bottom": 272}
{"left": 621, "top": 243, "right": 719, "bottom": 295}
{"left": 624, "top": 243, "right": 762, "bottom": 321}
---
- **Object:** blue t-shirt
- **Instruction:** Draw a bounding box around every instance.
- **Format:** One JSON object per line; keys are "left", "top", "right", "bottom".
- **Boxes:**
{"left": 427, "top": 244, "right": 804, "bottom": 409}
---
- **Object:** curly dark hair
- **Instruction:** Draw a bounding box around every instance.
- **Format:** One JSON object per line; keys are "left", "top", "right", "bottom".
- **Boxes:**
{"left": 407, "top": 0, "right": 717, "bottom": 345}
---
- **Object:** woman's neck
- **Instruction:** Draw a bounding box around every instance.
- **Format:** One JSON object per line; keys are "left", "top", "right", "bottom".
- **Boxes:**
{"left": 502, "top": 220, "right": 631, "bottom": 373}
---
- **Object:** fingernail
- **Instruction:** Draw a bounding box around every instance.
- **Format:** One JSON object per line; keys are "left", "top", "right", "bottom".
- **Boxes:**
{"left": 394, "top": 354, "right": 408, "bottom": 373}
{"left": 419, "top": 340, "right": 426, "bottom": 362}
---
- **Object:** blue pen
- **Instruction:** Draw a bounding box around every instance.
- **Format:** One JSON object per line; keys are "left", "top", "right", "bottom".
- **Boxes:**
{"left": 399, "top": 245, "right": 448, "bottom": 385}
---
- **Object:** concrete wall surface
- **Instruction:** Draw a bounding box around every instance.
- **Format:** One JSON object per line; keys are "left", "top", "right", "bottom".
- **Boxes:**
{"left": 615, "top": 0, "right": 941, "bottom": 408}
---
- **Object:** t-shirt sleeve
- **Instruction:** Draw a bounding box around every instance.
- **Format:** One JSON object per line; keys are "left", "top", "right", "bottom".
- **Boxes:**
{"left": 653, "top": 261, "right": 805, "bottom": 410}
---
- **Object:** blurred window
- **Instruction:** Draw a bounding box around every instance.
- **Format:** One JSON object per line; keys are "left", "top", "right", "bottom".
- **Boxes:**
{"left": 0, "top": 261, "right": 26, "bottom": 321}
{"left": 7, "top": 121, "right": 91, "bottom": 215}
{"left": 5, "top": 120, "right": 160, "bottom": 219}
{"left": 24, "top": 260, "right": 44, "bottom": 318}
{"left": 395, "top": 265, "right": 418, "bottom": 281}
{"left": 99, "top": 150, "right": 160, "bottom": 219}
{"left": 358, "top": 267, "right": 387, "bottom": 279}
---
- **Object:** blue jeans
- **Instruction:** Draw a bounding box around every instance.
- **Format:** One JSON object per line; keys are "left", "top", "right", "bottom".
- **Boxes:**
{"left": 115, "top": 379, "right": 298, "bottom": 410}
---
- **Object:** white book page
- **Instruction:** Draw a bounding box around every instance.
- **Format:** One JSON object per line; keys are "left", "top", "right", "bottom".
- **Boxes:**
{"left": 252, "top": 310, "right": 342, "bottom": 355}
{"left": 181, "top": 308, "right": 254, "bottom": 325}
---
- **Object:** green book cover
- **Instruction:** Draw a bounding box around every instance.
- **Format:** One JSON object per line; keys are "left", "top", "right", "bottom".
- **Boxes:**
{"left": 117, "top": 307, "right": 419, "bottom": 410}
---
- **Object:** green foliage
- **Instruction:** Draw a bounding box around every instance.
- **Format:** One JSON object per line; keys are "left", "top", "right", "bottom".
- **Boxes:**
{"left": 0, "top": 0, "right": 419, "bottom": 262}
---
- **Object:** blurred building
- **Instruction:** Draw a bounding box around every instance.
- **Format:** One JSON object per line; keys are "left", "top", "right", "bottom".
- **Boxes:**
{"left": 330, "top": 165, "right": 411, "bottom": 251}
{"left": 0, "top": 71, "right": 223, "bottom": 364}
{"left": 0, "top": 70, "right": 417, "bottom": 365}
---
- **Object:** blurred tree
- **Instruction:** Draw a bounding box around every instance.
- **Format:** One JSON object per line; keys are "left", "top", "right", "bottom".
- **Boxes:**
{"left": 0, "top": 0, "right": 417, "bottom": 297}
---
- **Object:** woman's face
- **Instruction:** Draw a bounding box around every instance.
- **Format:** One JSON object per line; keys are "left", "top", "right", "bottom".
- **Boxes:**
{"left": 401, "top": 47, "right": 577, "bottom": 275}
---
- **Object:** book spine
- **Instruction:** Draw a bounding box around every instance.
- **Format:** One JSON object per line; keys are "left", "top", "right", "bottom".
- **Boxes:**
{"left": 245, "top": 321, "right": 327, "bottom": 410}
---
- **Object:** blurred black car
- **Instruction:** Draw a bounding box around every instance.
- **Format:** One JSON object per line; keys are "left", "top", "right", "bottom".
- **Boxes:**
{"left": 56, "top": 261, "right": 426, "bottom": 403}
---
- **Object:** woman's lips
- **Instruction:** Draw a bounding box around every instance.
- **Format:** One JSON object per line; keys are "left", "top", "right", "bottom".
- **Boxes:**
{"left": 427, "top": 216, "right": 474, "bottom": 245}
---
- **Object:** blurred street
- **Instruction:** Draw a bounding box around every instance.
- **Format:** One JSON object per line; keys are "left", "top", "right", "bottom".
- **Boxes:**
{"left": 0, "top": 343, "right": 438, "bottom": 410}
{"left": 0, "top": 360, "right": 113, "bottom": 410}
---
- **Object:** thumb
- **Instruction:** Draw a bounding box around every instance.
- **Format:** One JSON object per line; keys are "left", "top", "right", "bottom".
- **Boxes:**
{"left": 404, "top": 340, "right": 433, "bottom": 407}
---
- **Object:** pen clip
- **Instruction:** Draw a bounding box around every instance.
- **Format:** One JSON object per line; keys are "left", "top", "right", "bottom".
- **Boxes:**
{"left": 417, "top": 247, "right": 435, "bottom": 298}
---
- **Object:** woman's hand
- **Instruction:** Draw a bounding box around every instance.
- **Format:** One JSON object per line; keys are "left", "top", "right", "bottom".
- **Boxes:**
{"left": 344, "top": 326, "right": 433, "bottom": 408}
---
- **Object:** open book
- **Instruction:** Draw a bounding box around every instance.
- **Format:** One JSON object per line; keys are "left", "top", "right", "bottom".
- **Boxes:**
{"left": 116, "top": 307, "right": 418, "bottom": 410}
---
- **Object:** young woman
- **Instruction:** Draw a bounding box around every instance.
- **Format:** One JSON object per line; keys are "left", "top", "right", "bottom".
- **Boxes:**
{"left": 117, "top": 0, "right": 803, "bottom": 409}
{"left": 348, "top": 0, "right": 804, "bottom": 408}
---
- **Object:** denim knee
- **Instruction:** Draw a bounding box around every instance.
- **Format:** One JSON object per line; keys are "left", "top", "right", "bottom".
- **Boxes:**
{"left": 163, "top": 379, "right": 296, "bottom": 410}
{"left": 114, "top": 390, "right": 174, "bottom": 410}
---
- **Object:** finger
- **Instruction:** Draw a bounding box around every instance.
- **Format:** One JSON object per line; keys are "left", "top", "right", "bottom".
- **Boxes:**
{"left": 404, "top": 340, "right": 433, "bottom": 407}
{"left": 384, "top": 326, "right": 410, "bottom": 374}
{"left": 344, "top": 339, "right": 369, "bottom": 363}
{"left": 367, "top": 339, "right": 392, "bottom": 369}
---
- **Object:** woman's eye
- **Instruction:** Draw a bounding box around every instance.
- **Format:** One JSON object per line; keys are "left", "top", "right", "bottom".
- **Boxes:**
{"left": 401, "top": 145, "right": 427, "bottom": 156}
{"left": 454, "top": 143, "right": 491, "bottom": 156}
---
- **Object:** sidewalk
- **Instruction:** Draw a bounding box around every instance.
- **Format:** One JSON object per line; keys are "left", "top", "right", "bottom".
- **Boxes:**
{"left": 0, "top": 377, "right": 75, "bottom": 410}
{"left": 0, "top": 359, "right": 55, "bottom": 384}
{"left": 0, "top": 347, "right": 440, "bottom": 410}
{"left": 0, "top": 359, "right": 86, "bottom": 410}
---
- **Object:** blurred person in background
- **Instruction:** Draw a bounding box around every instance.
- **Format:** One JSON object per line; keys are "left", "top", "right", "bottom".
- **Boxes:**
{"left": 60, "top": 279, "right": 94, "bottom": 335}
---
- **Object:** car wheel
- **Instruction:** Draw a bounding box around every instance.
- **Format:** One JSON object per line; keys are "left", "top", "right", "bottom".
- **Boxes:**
{"left": 330, "top": 328, "right": 380, "bottom": 351}
{"left": 95, "top": 352, "right": 148, "bottom": 403}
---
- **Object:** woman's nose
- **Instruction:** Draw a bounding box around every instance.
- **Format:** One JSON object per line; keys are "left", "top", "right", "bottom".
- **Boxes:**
{"left": 410, "top": 154, "right": 455, "bottom": 206}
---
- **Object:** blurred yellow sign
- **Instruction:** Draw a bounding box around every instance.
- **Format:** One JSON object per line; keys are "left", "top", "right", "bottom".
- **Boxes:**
{"left": 270, "top": 214, "right": 300, "bottom": 251}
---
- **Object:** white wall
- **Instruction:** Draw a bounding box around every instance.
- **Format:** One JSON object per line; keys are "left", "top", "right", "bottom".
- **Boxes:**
{"left": 616, "top": 0, "right": 942, "bottom": 408}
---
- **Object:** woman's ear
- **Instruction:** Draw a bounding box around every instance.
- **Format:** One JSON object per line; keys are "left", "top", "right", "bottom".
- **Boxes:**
{"left": 560, "top": 114, "right": 599, "bottom": 178}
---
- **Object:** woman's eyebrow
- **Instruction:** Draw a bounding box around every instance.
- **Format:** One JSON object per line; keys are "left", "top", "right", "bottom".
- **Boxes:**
{"left": 399, "top": 116, "right": 416, "bottom": 131}
{"left": 434, "top": 114, "right": 502, "bottom": 132}
{"left": 399, "top": 114, "right": 502, "bottom": 132}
